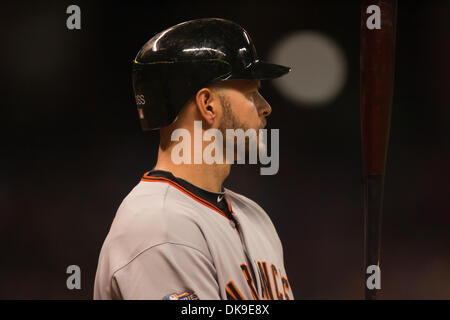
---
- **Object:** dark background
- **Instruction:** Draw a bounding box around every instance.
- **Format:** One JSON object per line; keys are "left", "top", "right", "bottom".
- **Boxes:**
{"left": 1, "top": 0, "right": 449, "bottom": 299}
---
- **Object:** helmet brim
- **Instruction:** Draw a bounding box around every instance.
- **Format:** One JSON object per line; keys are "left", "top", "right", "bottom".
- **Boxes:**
{"left": 230, "top": 60, "right": 291, "bottom": 80}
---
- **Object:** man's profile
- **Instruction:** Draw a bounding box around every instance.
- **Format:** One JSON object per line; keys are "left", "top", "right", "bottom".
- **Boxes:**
{"left": 94, "top": 18, "right": 293, "bottom": 300}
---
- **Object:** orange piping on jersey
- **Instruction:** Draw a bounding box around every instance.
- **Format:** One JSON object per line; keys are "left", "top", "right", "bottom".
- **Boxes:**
{"left": 141, "top": 173, "right": 230, "bottom": 220}
{"left": 224, "top": 194, "right": 233, "bottom": 213}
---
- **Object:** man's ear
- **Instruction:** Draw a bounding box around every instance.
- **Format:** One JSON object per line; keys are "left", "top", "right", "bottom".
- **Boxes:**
{"left": 195, "top": 88, "right": 219, "bottom": 126}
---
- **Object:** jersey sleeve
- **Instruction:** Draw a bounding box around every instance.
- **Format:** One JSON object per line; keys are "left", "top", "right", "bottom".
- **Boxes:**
{"left": 111, "top": 242, "right": 220, "bottom": 300}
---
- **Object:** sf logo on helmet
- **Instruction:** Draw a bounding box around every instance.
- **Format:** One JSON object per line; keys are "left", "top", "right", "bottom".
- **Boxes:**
{"left": 135, "top": 94, "right": 146, "bottom": 105}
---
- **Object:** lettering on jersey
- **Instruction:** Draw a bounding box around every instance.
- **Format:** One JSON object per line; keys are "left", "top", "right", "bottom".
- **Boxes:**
{"left": 225, "top": 281, "right": 245, "bottom": 300}
{"left": 257, "top": 261, "right": 274, "bottom": 300}
{"left": 227, "top": 262, "right": 292, "bottom": 300}
{"left": 240, "top": 264, "right": 259, "bottom": 300}
{"left": 281, "top": 276, "right": 291, "bottom": 300}
{"left": 271, "top": 264, "right": 284, "bottom": 300}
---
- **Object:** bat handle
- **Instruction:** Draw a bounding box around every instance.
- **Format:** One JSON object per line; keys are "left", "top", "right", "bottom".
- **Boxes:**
{"left": 363, "top": 174, "right": 385, "bottom": 300}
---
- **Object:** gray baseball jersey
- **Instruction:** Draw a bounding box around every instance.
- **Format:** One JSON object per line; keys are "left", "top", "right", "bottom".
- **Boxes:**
{"left": 94, "top": 170, "right": 293, "bottom": 300}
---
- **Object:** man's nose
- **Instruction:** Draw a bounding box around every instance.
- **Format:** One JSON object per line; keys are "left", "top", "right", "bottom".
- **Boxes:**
{"left": 257, "top": 94, "right": 272, "bottom": 117}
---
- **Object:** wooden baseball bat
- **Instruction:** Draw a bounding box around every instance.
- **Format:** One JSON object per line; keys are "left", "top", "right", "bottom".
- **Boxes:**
{"left": 360, "top": 0, "right": 397, "bottom": 300}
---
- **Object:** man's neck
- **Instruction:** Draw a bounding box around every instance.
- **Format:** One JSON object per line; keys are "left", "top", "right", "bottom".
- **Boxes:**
{"left": 153, "top": 146, "right": 231, "bottom": 193}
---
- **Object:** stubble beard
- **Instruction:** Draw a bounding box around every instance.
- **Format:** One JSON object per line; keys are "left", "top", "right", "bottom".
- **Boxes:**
{"left": 217, "top": 94, "right": 266, "bottom": 162}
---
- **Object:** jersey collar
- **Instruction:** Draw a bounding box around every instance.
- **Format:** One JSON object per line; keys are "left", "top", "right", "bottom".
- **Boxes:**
{"left": 141, "top": 170, "right": 234, "bottom": 220}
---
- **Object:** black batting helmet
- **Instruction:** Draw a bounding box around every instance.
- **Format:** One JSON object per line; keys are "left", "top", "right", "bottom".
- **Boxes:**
{"left": 132, "top": 18, "right": 291, "bottom": 131}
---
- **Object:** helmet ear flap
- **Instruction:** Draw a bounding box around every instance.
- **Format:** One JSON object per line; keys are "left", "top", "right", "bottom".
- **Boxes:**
{"left": 132, "top": 59, "right": 232, "bottom": 131}
{"left": 132, "top": 63, "right": 174, "bottom": 131}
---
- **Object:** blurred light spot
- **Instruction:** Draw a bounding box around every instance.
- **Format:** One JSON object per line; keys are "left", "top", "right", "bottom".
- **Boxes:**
{"left": 270, "top": 31, "right": 347, "bottom": 107}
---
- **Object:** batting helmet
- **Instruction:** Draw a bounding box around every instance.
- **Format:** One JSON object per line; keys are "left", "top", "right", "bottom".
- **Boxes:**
{"left": 132, "top": 18, "right": 291, "bottom": 131}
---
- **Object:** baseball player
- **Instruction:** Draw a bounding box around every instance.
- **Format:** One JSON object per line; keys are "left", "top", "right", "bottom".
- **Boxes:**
{"left": 94, "top": 18, "right": 294, "bottom": 300}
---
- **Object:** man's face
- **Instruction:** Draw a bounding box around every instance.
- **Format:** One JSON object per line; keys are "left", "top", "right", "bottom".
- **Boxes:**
{"left": 212, "top": 80, "right": 272, "bottom": 158}
{"left": 215, "top": 80, "right": 272, "bottom": 133}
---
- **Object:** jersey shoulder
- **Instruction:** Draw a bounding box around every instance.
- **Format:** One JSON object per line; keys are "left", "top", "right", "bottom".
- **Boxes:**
{"left": 99, "top": 180, "right": 212, "bottom": 274}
